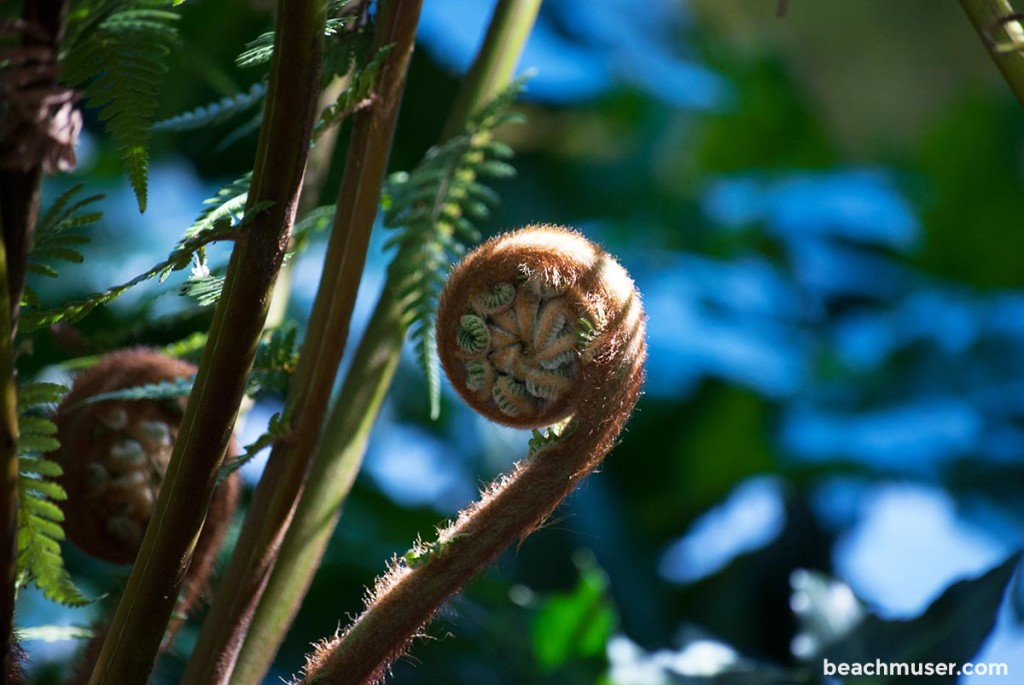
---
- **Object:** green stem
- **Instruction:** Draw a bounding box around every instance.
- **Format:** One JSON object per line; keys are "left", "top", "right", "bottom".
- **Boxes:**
{"left": 231, "top": 2, "right": 542, "bottom": 683}
{"left": 231, "top": 290, "right": 404, "bottom": 685}
{"left": 84, "top": 0, "right": 325, "bottom": 682}
{"left": 265, "top": 74, "right": 352, "bottom": 329}
{"left": 181, "top": 3, "right": 423, "bottom": 683}
{"left": 959, "top": 0, "right": 1024, "bottom": 105}
{"left": 441, "top": 0, "right": 542, "bottom": 140}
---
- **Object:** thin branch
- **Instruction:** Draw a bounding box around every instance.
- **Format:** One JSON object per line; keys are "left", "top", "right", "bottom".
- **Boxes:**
{"left": 180, "top": 2, "right": 424, "bottom": 683}
{"left": 959, "top": 0, "right": 1024, "bottom": 105}
{"left": 83, "top": 0, "right": 326, "bottom": 681}
{"left": 0, "top": 238, "right": 18, "bottom": 685}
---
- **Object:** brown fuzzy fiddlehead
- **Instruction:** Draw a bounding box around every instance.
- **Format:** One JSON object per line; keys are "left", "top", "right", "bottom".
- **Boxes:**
{"left": 298, "top": 225, "right": 645, "bottom": 685}
{"left": 53, "top": 349, "right": 239, "bottom": 609}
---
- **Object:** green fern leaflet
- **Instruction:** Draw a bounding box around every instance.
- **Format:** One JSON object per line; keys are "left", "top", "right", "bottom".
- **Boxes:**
{"left": 23, "top": 184, "right": 101, "bottom": 307}
{"left": 151, "top": 82, "right": 267, "bottom": 133}
{"left": 62, "top": 5, "right": 180, "bottom": 212}
{"left": 383, "top": 79, "right": 526, "bottom": 419}
{"left": 15, "top": 383, "right": 91, "bottom": 606}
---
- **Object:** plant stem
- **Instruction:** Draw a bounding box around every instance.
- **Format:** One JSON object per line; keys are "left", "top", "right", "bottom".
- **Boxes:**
{"left": 83, "top": 0, "right": 326, "bottom": 681}
{"left": 0, "top": 2, "right": 68, "bottom": 679}
{"left": 181, "top": 3, "right": 423, "bottom": 683}
{"left": 231, "top": 289, "right": 404, "bottom": 685}
{"left": 959, "top": 0, "right": 1024, "bottom": 105}
{"left": 231, "top": 2, "right": 542, "bottom": 682}
{"left": 265, "top": 74, "right": 351, "bottom": 330}
{"left": 0, "top": 0, "right": 68, "bottom": 332}
{"left": 0, "top": 239, "right": 18, "bottom": 685}
{"left": 441, "top": 0, "right": 541, "bottom": 140}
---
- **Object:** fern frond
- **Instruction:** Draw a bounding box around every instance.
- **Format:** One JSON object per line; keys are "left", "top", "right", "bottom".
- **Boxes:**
{"left": 68, "top": 376, "right": 194, "bottom": 409}
{"left": 62, "top": 6, "right": 180, "bottom": 212}
{"left": 247, "top": 324, "right": 299, "bottom": 397}
{"left": 17, "top": 383, "right": 67, "bottom": 408}
{"left": 16, "top": 625, "right": 94, "bottom": 642}
{"left": 20, "top": 218, "right": 239, "bottom": 333}
{"left": 19, "top": 190, "right": 275, "bottom": 332}
{"left": 15, "top": 382, "right": 90, "bottom": 606}
{"left": 383, "top": 78, "right": 527, "bottom": 419}
{"left": 235, "top": 31, "right": 274, "bottom": 70}
{"left": 222, "top": 409, "right": 291, "bottom": 478}
{"left": 291, "top": 204, "right": 336, "bottom": 254}
{"left": 183, "top": 173, "right": 252, "bottom": 241}
{"left": 312, "top": 44, "right": 390, "bottom": 141}
{"left": 237, "top": 1, "right": 353, "bottom": 70}
{"left": 151, "top": 82, "right": 267, "bottom": 132}
{"left": 178, "top": 272, "right": 224, "bottom": 307}
{"left": 161, "top": 331, "right": 207, "bottom": 359}
{"left": 25, "top": 185, "right": 101, "bottom": 299}
{"left": 213, "top": 111, "right": 264, "bottom": 153}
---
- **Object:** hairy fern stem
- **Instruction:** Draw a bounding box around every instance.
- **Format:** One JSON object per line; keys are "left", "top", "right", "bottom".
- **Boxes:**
{"left": 298, "top": 226, "right": 646, "bottom": 685}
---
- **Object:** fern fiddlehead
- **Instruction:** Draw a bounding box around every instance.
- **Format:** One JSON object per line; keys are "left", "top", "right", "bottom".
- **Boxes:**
{"left": 53, "top": 349, "right": 239, "bottom": 603}
{"left": 298, "top": 225, "right": 646, "bottom": 685}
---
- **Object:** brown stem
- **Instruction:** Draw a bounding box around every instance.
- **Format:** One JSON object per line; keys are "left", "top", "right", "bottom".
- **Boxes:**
{"left": 299, "top": 226, "right": 647, "bottom": 685}
{"left": 83, "top": 0, "right": 325, "bottom": 681}
{"left": 180, "top": 2, "right": 424, "bottom": 683}
{"left": 231, "top": 4, "right": 542, "bottom": 680}
{"left": 0, "top": 238, "right": 17, "bottom": 685}
{"left": 0, "top": 2, "right": 68, "bottom": 680}
{"left": 0, "top": 0, "right": 70, "bottom": 332}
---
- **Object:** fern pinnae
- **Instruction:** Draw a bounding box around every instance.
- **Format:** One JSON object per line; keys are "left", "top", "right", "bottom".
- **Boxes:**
{"left": 66, "top": 376, "right": 195, "bottom": 410}
{"left": 236, "top": 0, "right": 355, "bottom": 70}
{"left": 383, "top": 79, "right": 527, "bottom": 418}
{"left": 151, "top": 82, "right": 267, "bottom": 133}
{"left": 27, "top": 185, "right": 102, "bottom": 285}
{"left": 312, "top": 44, "right": 392, "bottom": 141}
{"left": 183, "top": 173, "right": 253, "bottom": 241}
{"left": 15, "top": 382, "right": 90, "bottom": 606}
{"left": 62, "top": 4, "right": 181, "bottom": 212}
{"left": 19, "top": 216, "right": 244, "bottom": 333}
{"left": 213, "top": 111, "right": 264, "bottom": 152}
{"left": 36, "top": 184, "right": 103, "bottom": 236}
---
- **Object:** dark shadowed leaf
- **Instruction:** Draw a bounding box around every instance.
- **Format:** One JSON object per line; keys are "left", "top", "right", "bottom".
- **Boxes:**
{"left": 821, "top": 554, "right": 1021, "bottom": 684}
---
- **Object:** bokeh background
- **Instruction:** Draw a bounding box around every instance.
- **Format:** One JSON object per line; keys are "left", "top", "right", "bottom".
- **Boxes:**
{"left": 14, "top": 0, "right": 1024, "bottom": 683}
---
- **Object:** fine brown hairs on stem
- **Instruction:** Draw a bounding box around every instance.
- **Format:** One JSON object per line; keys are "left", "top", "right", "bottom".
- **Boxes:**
{"left": 298, "top": 225, "right": 645, "bottom": 685}
{"left": 52, "top": 348, "right": 239, "bottom": 619}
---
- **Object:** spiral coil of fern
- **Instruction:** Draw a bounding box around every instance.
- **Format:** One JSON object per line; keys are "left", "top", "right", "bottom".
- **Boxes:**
{"left": 53, "top": 349, "right": 239, "bottom": 616}
{"left": 299, "top": 225, "right": 646, "bottom": 684}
